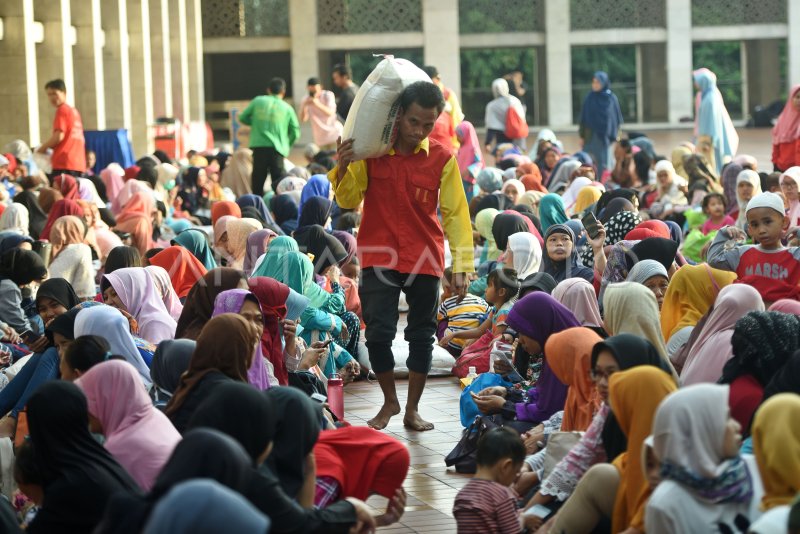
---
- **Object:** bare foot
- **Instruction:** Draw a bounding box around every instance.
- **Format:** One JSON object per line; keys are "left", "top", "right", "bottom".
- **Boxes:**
{"left": 367, "top": 402, "right": 401, "bottom": 430}
{"left": 403, "top": 409, "right": 434, "bottom": 431}
{"left": 0, "top": 416, "right": 16, "bottom": 439}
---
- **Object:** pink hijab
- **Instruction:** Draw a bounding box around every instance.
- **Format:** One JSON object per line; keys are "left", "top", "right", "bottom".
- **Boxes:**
{"left": 100, "top": 163, "right": 125, "bottom": 204}
{"left": 781, "top": 167, "right": 800, "bottom": 226}
{"left": 768, "top": 299, "right": 800, "bottom": 316}
{"left": 772, "top": 85, "right": 800, "bottom": 144}
{"left": 455, "top": 121, "right": 484, "bottom": 180}
{"left": 112, "top": 180, "right": 152, "bottom": 215}
{"left": 552, "top": 278, "right": 603, "bottom": 328}
{"left": 680, "top": 284, "right": 765, "bottom": 386}
{"left": 145, "top": 265, "right": 184, "bottom": 321}
{"left": 103, "top": 267, "right": 177, "bottom": 344}
{"left": 76, "top": 360, "right": 181, "bottom": 490}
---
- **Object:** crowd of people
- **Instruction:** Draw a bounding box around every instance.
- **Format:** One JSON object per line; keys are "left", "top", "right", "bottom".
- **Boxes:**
{"left": 0, "top": 63, "right": 795, "bottom": 534}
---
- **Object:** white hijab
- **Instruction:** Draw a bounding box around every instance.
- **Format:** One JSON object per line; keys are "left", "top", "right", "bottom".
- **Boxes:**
{"left": 0, "top": 204, "right": 29, "bottom": 235}
{"left": 506, "top": 231, "right": 542, "bottom": 279}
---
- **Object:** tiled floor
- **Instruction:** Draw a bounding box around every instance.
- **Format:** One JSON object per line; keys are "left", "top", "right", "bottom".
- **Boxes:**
{"left": 344, "top": 377, "right": 470, "bottom": 533}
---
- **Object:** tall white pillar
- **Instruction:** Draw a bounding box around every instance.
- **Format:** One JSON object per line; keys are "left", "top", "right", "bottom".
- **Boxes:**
{"left": 289, "top": 0, "right": 319, "bottom": 141}
{"left": 102, "top": 0, "right": 133, "bottom": 132}
{"left": 665, "top": 0, "right": 693, "bottom": 123}
{"left": 789, "top": 0, "right": 800, "bottom": 88}
{"left": 545, "top": 0, "right": 572, "bottom": 127}
{"left": 0, "top": 0, "right": 40, "bottom": 146}
{"left": 169, "top": 0, "right": 190, "bottom": 122}
{"left": 127, "top": 0, "right": 154, "bottom": 154}
{"left": 71, "top": 0, "right": 105, "bottom": 130}
{"left": 422, "top": 0, "right": 461, "bottom": 99}
{"left": 34, "top": 0, "right": 75, "bottom": 142}
{"left": 149, "top": 0, "right": 173, "bottom": 118}
{"left": 185, "top": 0, "right": 204, "bottom": 122}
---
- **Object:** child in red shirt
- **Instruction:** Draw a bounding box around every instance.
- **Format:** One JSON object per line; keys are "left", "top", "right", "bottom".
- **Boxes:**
{"left": 700, "top": 192, "right": 735, "bottom": 235}
{"left": 708, "top": 191, "right": 800, "bottom": 304}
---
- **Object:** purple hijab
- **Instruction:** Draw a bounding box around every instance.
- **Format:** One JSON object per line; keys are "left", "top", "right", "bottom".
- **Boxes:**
{"left": 243, "top": 229, "right": 277, "bottom": 277}
{"left": 212, "top": 289, "right": 272, "bottom": 390}
{"left": 507, "top": 292, "right": 581, "bottom": 423}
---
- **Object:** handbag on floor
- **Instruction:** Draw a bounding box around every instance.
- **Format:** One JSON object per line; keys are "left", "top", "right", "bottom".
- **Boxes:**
{"left": 445, "top": 414, "right": 500, "bottom": 474}
{"left": 541, "top": 431, "right": 584, "bottom": 480}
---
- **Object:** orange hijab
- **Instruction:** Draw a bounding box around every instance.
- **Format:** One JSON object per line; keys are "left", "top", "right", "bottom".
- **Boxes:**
{"left": 544, "top": 327, "right": 602, "bottom": 431}
{"left": 609, "top": 366, "right": 677, "bottom": 532}
{"left": 211, "top": 201, "right": 241, "bottom": 228}
{"left": 114, "top": 192, "right": 155, "bottom": 255}
{"left": 519, "top": 164, "right": 547, "bottom": 193}
{"left": 148, "top": 245, "right": 208, "bottom": 298}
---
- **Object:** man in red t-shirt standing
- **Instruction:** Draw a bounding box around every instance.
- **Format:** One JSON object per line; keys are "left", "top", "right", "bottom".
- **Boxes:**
{"left": 36, "top": 79, "right": 86, "bottom": 177}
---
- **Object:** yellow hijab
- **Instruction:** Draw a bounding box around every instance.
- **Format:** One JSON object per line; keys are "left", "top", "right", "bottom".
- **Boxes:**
{"left": 574, "top": 186, "right": 603, "bottom": 215}
{"left": 475, "top": 208, "right": 500, "bottom": 261}
{"left": 609, "top": 366, "right": 677, "bottom": 532}
{"left": 659, "top": 264, "right": 737, "bottom": 342}
{"left": 603, "top": 282, "right": 677, "bottom": 379}
{"left": 752, "top": 393, "right": 800, "bottom": 510}
{"left": 517, "top": 191, "right": 545, "bottom": 218}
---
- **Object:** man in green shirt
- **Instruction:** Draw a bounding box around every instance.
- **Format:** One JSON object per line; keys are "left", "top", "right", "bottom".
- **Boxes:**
{"left": 239, "top": 77, "right": 300, "bottom": 194}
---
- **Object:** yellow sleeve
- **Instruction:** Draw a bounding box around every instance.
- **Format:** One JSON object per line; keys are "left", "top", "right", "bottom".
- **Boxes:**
{"left": 439, "top": 157, "right": 475, "bottom": 273}
{"left": 327, "top": 161, "right": 368, "bottom": 210}
{"left": 447, "top": 91, "right": 464, "bottom": 126}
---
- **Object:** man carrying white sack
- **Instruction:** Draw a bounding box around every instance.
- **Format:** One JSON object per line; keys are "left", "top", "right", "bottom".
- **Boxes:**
{"left": 329, "top": 81, "right": 474, "bottom": 431}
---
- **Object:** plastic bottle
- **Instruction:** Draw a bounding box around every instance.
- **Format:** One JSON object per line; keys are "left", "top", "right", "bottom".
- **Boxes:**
{"left": 466, "top": 366, "right": 478, "bottom": 380}
{"left": 327, "top": 374, "right": 344, "bottom": 421}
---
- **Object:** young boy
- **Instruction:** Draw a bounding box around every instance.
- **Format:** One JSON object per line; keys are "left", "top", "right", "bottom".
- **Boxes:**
{"left": 439, "top": 268, "right": 519, "bottom": 349}
{"left": 437, "top": 267, "right": 490, "bottom": 357}
{"left": 453, "top": 427, "right": 526, "bottom": 534}
{"left": 708, "top": 191, "right": 800, "bottom": 303}
{"left": 700, "top": 192, "right": 735, "bottom": 235}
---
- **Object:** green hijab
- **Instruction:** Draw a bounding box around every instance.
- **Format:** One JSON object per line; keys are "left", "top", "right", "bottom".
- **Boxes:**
{"left": 251, "top": 236, "right": 299, "bottom": 280}
{"left": 172, "top": 229, "right": 218, "bottom": 271}
{"left": 475, "top": 208, "right": 500, "bottom": 261}
{"left": 539, "top": 193, "right": 568, "bottom": 232}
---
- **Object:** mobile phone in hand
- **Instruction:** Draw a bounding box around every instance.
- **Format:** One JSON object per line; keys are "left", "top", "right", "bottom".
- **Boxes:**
{"left": 581, "top": 212, "right": 601, "bottom": 240}
{"left": 524, "top": 504, "right": 552, "bottom": 519}
{"left": 20, "top": 330, "right": 41, "bottom": 344}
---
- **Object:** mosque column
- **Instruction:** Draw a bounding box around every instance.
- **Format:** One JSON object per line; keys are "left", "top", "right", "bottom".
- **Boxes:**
{"left": 101, "top": 0, "right": 133, "bottom": 132}
{"left": 168, "top": 0, "right": 190, "bottom": 123}
{"left": 127, "top": 0, "right": 154, "bottom": 154}
{"left": 71, "top": 0, "right": 105, "bottom": 130}
{"left": 544, "top": 0, "right": 572, "bottom": 127}
{"left": 185, "top": 0, "right": 204, "bottom": 123}
{"left": 149, "top": 0, "right": 173, "bottom": 119}
{"left": 422, "top": 0, "right": 461, "bottom": 100}
{"left": 289, "top": 0, "right": 319, "bottom": 143}
{"left": 665, "top": 0, "right": 693, "bottom": 124}
{"left": 0, "top": 0, "right": 40, "bottom": 146}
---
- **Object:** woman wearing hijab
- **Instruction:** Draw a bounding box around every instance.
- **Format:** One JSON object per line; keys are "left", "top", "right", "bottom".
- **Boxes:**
{"left": 546, "top": 158, "right": 581, "bottom": 193}
{"left": 0, "top": 203, "right": 29, "bottom": 236}
{"left": 694, "top": 68, "right": 739, "bottom": 174}
{"left": 220, "top": 147, "right": 253, "bottom": 197}
{"left": 476, "top": 167, "right": 503, "bottom": 194}
{"left": 780, "top": 167, "right": 800, "bottom": 227}
{"left": 0, "top": 248, "right": 47, "bottom": 333}
{"left": 165, "top": 314, "right": 259, "bottom": 432}
{"left": 270, "top": 194, "right": 299, "bottom": 235}
{"left": 210, "top": 200, "right": 241, "bottom": 230}
{"left": 37, "top": 187, "right": 63, "bottom": 214}
{"left": 76, "top": 360, "right": 181, "bottom": 490}
{"left": 561, "top": 177, "right": 593, "bottom": 216}
{"left": 177, "top": 167, "right": 209, "bottom": 217}
{"left": 574, "top": 185, "right": 603, "bottom": 216}
{"left": 768, "top": 298, "right": 800, "bottom": 316}
{"left": 771, "top": 85, "right": 800, "bottom": 171}
{"left": 47, "top": 215, "right": 96, "bottom": 299}
{"left": 504, "top": 232, "right": 541, "bottom": 280}
{"left": 680, "top": 284, "right": 765, "bottom": 386}
{"left": 475, "top": 208, "right": 501, "bottom": 263}
{"left": 53, "top": 173, "right": 80, "bottom": 200}
{"left": 484, "top": 78, "right": 526, "bottom": 151}
{"left": 734, "top": 169, "right": 762, "bottom": 230}
{"left": 39, "top": 198, "right": 84, "bottom": 241}
{"left": 174, "top": 267, "right": 247, "bottom": 339}
{"left": 100, "top": 163, "right": 126, "bottom": 205}
{"left": 719, "top": 311, "right": 800, "bottom": 431}
{"left": 171, "top": 229, "right": 217, "bottom": 271}
{"left": 538, "top": 193, "right": 568, "bottom": 232}
{"left": 293, "top": 224, "right": 348, "bottom": 276}
{"left": 145, "top": 265, "right": 184, "bottom": 322}
{"left": 147, "top": 246, "right": 208, "bottom": 299}
{"left": 540, "top": 224, "right": 594, "bottom": 283}
{"left": 578, "top": 72, "right": 623, "bottom": 173}
{"left": 237, "top": 193, "right": 281, "bottom": 234}
{"left": 660, "top": 264, "right": 736, "bottom": 362}
{"left": 212, "top": 289, "right": 275, "bottom": 390}
{"left": 603, "top": 282, "right": 677, "bottom": 378}
{"left": 186, "top": 383, "right": 373, "bottom": 533}
{"left": 650, "top": 159, "right": 688, "bottom": 220}
{"left": 242, "top": 229, "right": 277, "bottom": 277}
{"left": 646, "top": 384, "right": 761, "bottom": 532}
{"left": 552, "top": 278, "right": 603, "bottom": 333}
{"left": 626, "top": 237, "right": 679, "bottom": 276}
{"left": 298, "top": 175, "right": 331, "bottom": 218}
{"left": 150, "top": 339, "right": 195, "bottom": 405}
{"left": 0, "top": 279, "right": 81, "bottom": 438}
{"left": 114, "top": 191, "right": 156, "bottom": 256}
{"left": 721, "top": 162, "right": 743, "bottom": 217}
{"left": 25, "top": 381, "right": 140, "bottom": 534}
{"left": 102, "top": 267, "right": 177, "bottom": 344}
{"left": 749, "top": 393, "right": 800, "bottom": 533}
{"left": 297, "top": 195, "right": 333, "bottom": 231}
{"left": 475, "top": 293, "right": 579, "bottom": 427}
{"left": 455, "top": 121, "right": 484, "bottom": 201}
{"left": 94, "top": 428, "right": 256, "bottom": 534}
{"left": 501, "top": 179, "right": 525, "bottom": 205}
{"left": 218, "top": 218, "right": 262, "bottom": 270}
{"left": 13, "top": 191, "right": 46, "bottom": 239}
{"left": 73, "top": 303, "right": 154, "bottom": 380}
{"left": 625, "top": 259, "right": 670, "bottom": 309}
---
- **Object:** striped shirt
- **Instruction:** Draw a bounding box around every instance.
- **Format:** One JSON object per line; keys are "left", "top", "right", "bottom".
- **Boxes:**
{"left": 453, "top": 478, "right": 520, "bottom": 534}
{"left": 437, "top": 294, "right": 490, "bottom": 349}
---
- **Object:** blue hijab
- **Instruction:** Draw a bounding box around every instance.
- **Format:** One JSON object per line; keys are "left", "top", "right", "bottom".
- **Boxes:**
{"left": 694, "top": 69, "right": 737, "bottom": 173}
{"left": 236, "top": 194, "right": 278, "bottom": 229}
{"left": 539, "top": 224, "right": 594, "bottom": 283}
{"left": 579, "top": 71, "right": 623, "bottom": 142}
{"left": 297, "top": 175, "right": 331, "bottom": 221}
